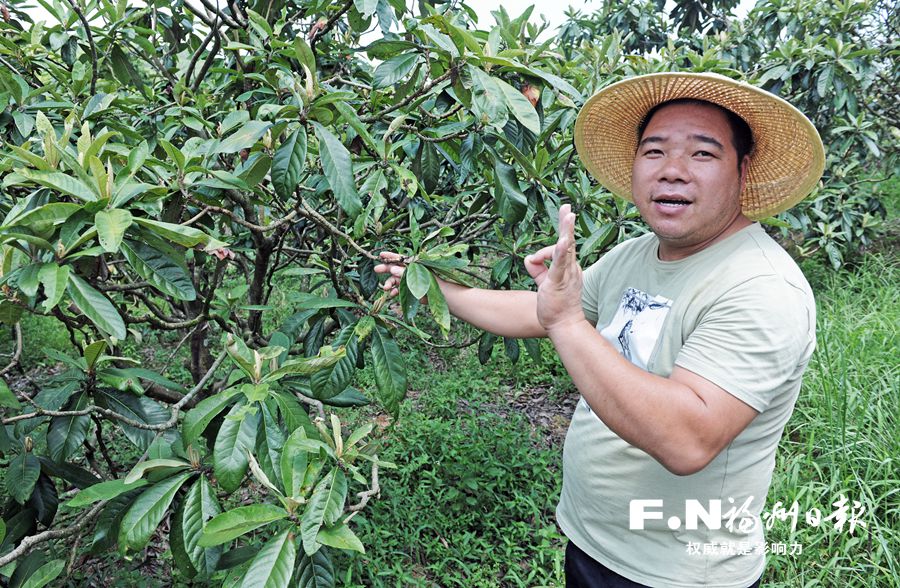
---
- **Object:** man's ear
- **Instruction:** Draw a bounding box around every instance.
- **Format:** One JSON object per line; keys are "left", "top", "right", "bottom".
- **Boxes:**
{"left": 739, "top": 155, "right": 751, "bottom": 192}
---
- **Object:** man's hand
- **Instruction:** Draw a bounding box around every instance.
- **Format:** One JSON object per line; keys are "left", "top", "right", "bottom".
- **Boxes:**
{"left": 525, "top": 204, "right": 585, "bottom": 333}
{"left": 374, "top": 252, "right": 406, "bottom": 298}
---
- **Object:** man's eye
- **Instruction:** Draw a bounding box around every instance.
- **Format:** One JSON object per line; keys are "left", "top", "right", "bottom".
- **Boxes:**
{"left": 694, "top": 150, "right": 714, "bottom": 158}
{"left": 643, "top": 149, "right": 663, "bottom": 156}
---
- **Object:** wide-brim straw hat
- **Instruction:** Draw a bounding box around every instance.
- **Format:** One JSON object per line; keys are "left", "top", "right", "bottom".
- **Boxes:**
{"left": 574, "top": 72, "right": 826, "bottom": 220}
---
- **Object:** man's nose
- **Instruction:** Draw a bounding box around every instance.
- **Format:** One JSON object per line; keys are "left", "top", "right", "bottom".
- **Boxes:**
{"left": 657, "top": 156, "right": 691, "bottom": 183}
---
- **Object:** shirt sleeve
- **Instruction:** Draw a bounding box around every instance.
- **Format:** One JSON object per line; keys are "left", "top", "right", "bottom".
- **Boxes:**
{"left": 674, "top": 275, "right": 815, "bottom": 412}
{"left": 581, "top": 260, "right": 603, "bottom": 326}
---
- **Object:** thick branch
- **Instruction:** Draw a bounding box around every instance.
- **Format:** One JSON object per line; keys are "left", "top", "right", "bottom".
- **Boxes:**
{"left": 0, "top": 500, "right": 107, "bottom": 568}
{"left": 309, "top": 0, "right": 354, "bottom": 56}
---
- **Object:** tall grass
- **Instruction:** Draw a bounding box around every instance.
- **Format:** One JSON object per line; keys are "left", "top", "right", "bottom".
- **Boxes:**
{"left": 763, "top": 254, "right": 899, "bottom": 587}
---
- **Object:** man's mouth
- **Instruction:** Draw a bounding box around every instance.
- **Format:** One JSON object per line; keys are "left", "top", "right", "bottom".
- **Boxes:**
{"left": 653, "top": 196, "right": 692, "bottom": 208}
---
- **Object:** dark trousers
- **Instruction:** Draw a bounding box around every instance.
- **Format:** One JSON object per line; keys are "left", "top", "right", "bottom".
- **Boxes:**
{"left": 565, "top": 541, "right": 763, "bottom": 588}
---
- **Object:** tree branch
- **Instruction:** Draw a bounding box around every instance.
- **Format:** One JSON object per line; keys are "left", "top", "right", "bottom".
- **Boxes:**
{"left": 0, "top": 322, "right": 22, "bottom": 377}
{"left": 0, "top": 500, "right": 107, "bottom": 568}
{"left": 60, "top": 0, "right": 97, "bottom": 94}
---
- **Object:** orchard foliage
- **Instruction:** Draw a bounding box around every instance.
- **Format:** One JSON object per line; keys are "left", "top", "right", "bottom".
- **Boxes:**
{"left": 0, "top": 0, "right": 896, "bottom": 585}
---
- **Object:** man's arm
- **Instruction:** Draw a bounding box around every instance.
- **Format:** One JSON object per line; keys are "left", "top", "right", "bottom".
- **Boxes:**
{"left": 374, "top": 253, "right": 547, "bottom": 339}
{"left": 533, "top": 205, "right": 758, "bottom": 476}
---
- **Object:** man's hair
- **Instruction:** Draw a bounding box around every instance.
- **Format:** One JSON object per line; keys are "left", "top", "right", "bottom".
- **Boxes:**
{"left": 637, "top": 98, "right": 755, "bottom": 171}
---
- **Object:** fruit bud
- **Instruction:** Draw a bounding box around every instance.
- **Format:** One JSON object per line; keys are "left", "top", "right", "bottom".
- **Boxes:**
{"left": 25, "top": 436, "right": 34, "bottom": 452}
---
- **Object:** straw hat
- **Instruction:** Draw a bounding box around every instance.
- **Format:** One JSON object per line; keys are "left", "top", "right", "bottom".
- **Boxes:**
{"left": 574, "top": 72, "right": 825, "bottom": 220}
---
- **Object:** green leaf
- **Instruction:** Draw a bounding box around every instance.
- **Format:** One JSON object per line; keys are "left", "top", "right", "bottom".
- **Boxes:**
{"left": 199, "top": 504, "right": 288, "bottom": 547}
{"left": 372, "top": 52, "right": 420, "bottom": 88}
{"left": 216, "top": 121, "right": 272, "bottom": 155}
{"left": 121, "top": 240, "right": 196, "bottom": 301}
{"left": 426, "top": 274, "right": 451, "bottom": 336}
{"left": 7, "top": 453, "right": 41, "bottom": 504}
{"left": 47, "top": 392, "right": 90, "bottom": 462}
{"left": 0, "top": 378, "right": 22, "bottom": 409}
{"left": 132, "top": 218, "right": 218, "bottom": 249}
{"left": 353, "top": 0, "right": 378, "bottom": 18}
{"left": 12, "top": 169, "right": 100, "bottom": 202}
{"left": 316, "top": 523, "right": 364, "bottom": 553}
{"left": 123, "top": 458, "right": 191, "bottom": 484}
{"left": 300, "top": 469, "right": 347, "bottom": 555}
{"left": 171, "top": 477, "right": 222, "bottom": 577}
{"left": 271, "top": 390, "right": 314, "bottom": 434}
{"left": 119, "top": 472, "right": 193, "bottom": 552}
{"left": 183, "top": 387, "right": 242, "bottom": 447}
{"left": 95, "top": 209, "right": 133, "bottom": 253}
{"left": 3, "top": 202, "right": 80, "bottom": 230}
{"left": 18, "top": 559, "right": 64, "bottom": 588}
{"left": 296, "top": 548, "right": 335, "bottom": 588}
{"left": 256, "top": 403, "right": 285, "bottom": 489}
{"left": 369, "top": 326, "right": 407, "bottom": 417}
{"left": 294, "top": 38, "right": 316, "bottom": 77}
{"left": 66, "top": 478, "right": 149, "bottom": 508}
{"left": 38, "top": 263, "right": 69, "bottom": 312}
{"left": 495, "top": 77, "right": 540, "bottom": 135}
{"left": 213, "top": 402, "right": 259, "bottom": 493}
{"left": 320, "top": 387, "right": 370, "bottom": 407}
{"left": 67, "top": 273, "right": 126, "bottom": 340}
{"left": 312, "top": 123, "right": 362, "bottom": 218}
{"left": 263, "top": 348, "right": 346, "bottom": 383}
{"left": 238, "top": 529, "right": 297, "bottom": 588}
{"left": 280, "top": 428, "right": 310, "bottom": 497}
{"left": 402, "top": 262, "right": 431, "bottom": 300}
{"left": 579, "top": 222, "right": 616, "bottom": 260}
{"left": 272, "top": 127, "right": 307, "bottom": 198}
{"left": 493, "top": 159, "right": 527, "bottom": 224}
{"left": 470, "top": 67, "right": 508, "bottom": 128}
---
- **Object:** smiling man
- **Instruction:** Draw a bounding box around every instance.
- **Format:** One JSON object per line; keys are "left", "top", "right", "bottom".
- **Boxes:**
{"left": 376, "top": 72, "right": 825, "bottom": 587}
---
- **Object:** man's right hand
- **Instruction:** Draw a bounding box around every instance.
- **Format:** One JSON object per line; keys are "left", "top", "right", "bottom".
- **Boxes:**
{"left": 373, "top": 252, "right": 406, "bottom": 298}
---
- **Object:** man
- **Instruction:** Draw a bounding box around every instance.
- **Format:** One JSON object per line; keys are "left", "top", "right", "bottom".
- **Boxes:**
{"left": 376, "top": 72, "right": 825, "bottom": 587}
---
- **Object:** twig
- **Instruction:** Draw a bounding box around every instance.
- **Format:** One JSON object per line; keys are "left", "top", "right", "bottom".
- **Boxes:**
{"left": 361, "top": 66, "right": 457, "bottom": 123}
{"left": 187, "top": 201, "right": 300, "bottom": 233}
{"left": 191, "top": 24, "right": 223, "bottom": 93}
{"left": 294, "top": 392, "right": 325, "bottom": 420}
{"left": 348, "top": 461, "right": 379, "bottom": 512}
{"left": 309, "top": 0, "right": 354, "bottom": 56}
{"left": 0, "top": 500, "right": 107, "bottom": 568}
{"left": 185, "top": 26, "right": 217, "bottom": 88}
{"left": 60, "top": 0, "right": 97, "bottom": 94}
{"left": 3, "top": 352, "right": 227, "bottom": 429}
{"left": 298, "top": 199, "right": 378, "bottom": 260}
{"left": 195, "top": 0, "right": 242, "bottom": 28}
{"left": 0, "top": 322, "right": 22, "bottom": 377}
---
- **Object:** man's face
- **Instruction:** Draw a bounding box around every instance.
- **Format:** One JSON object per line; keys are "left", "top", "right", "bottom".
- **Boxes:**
{"left": 631, "top": 102, "right": 750, "bottom": 261}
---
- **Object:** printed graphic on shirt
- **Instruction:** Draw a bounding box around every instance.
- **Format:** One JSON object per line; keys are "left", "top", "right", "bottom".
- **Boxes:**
{"left": 599, "top": 288, "right": 673, "bottom": 370}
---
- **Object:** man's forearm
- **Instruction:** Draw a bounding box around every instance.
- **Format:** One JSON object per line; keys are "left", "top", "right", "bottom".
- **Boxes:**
{"left": 438, "top": 279, "right": 547, "bottom": 339}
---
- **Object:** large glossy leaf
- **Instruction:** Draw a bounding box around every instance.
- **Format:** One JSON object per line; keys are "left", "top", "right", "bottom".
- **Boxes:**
{"left": 402, "top": 262, "right": 431, "bottom": 300}
{"left": 312, "top": 122, "right": 361, "bottom": 218}
{"left": 493, "top": 159, "right": 528, "bottom": 224}
{"left": 182, "top": 387, "right": 242, "bottom": 447}
{"left": 27, "top": 473, "right": 59, "bottom": 527}
{"left": 123, "top": 458, "right": 191, "bottom": 484}
{"left": 66, "top": 273, "right": 126, "bottom": 340}
{"left": 263, "top": 349, "right": 346, "bottom": 383}
{"left": 295, "top": 547, "right": 335, "bottom": 588}
{"left": 17, "top": 559, "right": 64, "bottom": 588}
{"left": 372, "top": 52, "right": 420, "bottom": 88}
{"left": 120, "top": 239, "right": 196, "bottom": 301}
{"left": 280, "top": 427, "right": 310, "bottom": 498}
{"left": 369, "top": 325, "right": 407, "bottom": 417}
{"left": 95, "top": 209, "right": 133, "bottom": 253}
{"left": 37, "top": 263, "right": 69, "bottom": 312}
{"left": 238, "top": 529, "right": 296, "bottom": 588}
{"left": 300, "top": 469, "right": 347, "bottom": 555}
{"left": 11, "top": 169, "right": 100, "bottom": 202}
{"left": 132, "top": 218, "right": 216, "bottom": 248}
{"left": 271, "top": 127, "right": 307, "bottom": 198}
{"left": 316, "top": 523, "right": 364, "bottom": 553}
{"left": 66, "top": 478, "right": 149, "bottom": 507}
{"left": 2, "top": 202, "right": 80, "bottom": 230}
{"left": 256, "top": 403, "right": 285, "bottom": 489}
{"left": 171, "top": 477, "right": 222, "bottom": 577}
{"left": 213, "top": 402, "right": 259, "bottom": 493}
{"left": 470, "top": 66, "right": 508, "bottom": 128}
{"left": 198, "top": 504, "right": 288, "bottom": 547}
{"left": 95, "top": 389, "right": 166, "bottom": 449}
{"left": 119, "top": 471, "right": 193, "bottom": 552}
{"left": 495, "top": 77, "right": 541, "bottom": 135}
{"left": 7, "top": 452, "right": 41, "bottom": 504}
{"left": 216, "top": 121, "right": 272, "bottom": 154}
{"left": 47, "top": 391, "right": 91, "bottom": 462}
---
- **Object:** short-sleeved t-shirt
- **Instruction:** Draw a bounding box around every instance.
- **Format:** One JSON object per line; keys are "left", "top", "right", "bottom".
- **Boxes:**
{"left": 556, "top": 223, "right": 816, "bottom": 588}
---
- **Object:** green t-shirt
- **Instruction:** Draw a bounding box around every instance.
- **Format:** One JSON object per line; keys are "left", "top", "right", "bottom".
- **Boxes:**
{"left": 556, "top": 223, "right": 816, "bottom": 588}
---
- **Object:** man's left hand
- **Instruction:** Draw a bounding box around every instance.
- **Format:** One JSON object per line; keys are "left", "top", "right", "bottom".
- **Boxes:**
{"left": 525, "top": 204, "right": 585, "bottom": 333}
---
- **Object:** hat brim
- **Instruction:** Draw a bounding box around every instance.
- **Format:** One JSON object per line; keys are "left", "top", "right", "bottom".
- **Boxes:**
{"left": 574, "top": 72, "right": 825, "bottom": 220}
